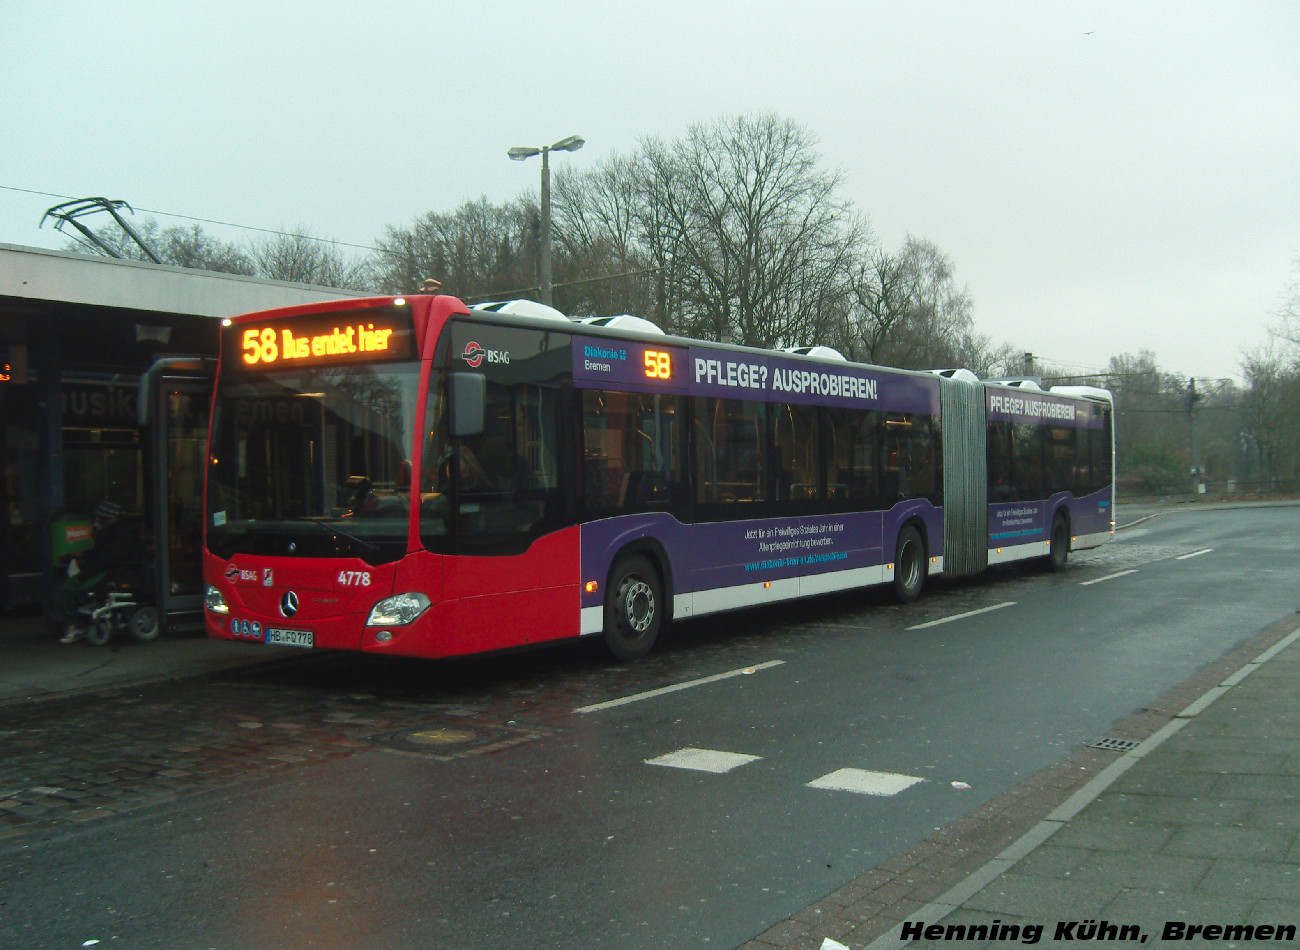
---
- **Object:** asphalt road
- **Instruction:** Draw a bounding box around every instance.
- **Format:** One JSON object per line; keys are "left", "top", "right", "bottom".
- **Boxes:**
{"left": 2, "top": 505, "right": 1296, "bottom": 949}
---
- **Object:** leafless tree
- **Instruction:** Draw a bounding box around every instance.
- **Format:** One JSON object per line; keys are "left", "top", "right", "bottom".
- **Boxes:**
{"left": 835, "top": 235, "right": 994, "bottom": 371}
{"left": 1242, "top": 344, "right": 1300, "bottom": 490}
{"left": 371, "top": 196, "right": 539, "bottom": 299}
{"left": 1235, "top": 254, "right": 1300, "bottom": 490}
{"left": 251, "top": 229, "right": 371, "bottom": 289}
{"left": 637, "top": 114, "right": 865, "bottom": 347}
{"left": 837, "top": 248, "right": 914, "bottom": 363}
{"left": 550, "top": 153, "right": 658, "bottom": 318}
{"left": 1101, "top": 351, "right": 1193, "bottom": 492}
{"left": 67, "top": 219, "right": 255, "bottom": 275}
{"left": 1274, "top": 257, "right": 1300, "bottom": 347}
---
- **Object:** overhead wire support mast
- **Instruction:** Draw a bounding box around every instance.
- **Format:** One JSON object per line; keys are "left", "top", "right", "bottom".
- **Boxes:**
{"left": 40, "top": 197, "right": 163, "bottom": 264}
{"left": 1187, "top": 376, "right": 1202, "bottom": 492}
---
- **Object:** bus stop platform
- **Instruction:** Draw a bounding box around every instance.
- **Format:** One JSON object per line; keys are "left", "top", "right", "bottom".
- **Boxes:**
{"left": 0, "top": 612, "right": 299, "bottom": 707}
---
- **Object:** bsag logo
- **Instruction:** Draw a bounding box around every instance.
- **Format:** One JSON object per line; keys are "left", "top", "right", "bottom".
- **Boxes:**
{"left": 462, "top": 341, "right": 510, "bottom": 367}
{"left": 225, "top": 565, "right": 258, "bottom": 582}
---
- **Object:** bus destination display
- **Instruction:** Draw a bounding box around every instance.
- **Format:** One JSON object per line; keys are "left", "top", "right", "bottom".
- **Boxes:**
{"left": 226, "top": 308, "right": 416, "bottom": 369}
{"left": 572, "top": 335, "right": 690, "bottom": 394}
{"left": 570, "top": 334, "right": 933, "bottom": 412}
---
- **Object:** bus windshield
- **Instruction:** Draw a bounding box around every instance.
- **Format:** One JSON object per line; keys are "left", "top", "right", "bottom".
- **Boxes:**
{"left": 206, "top": 361, "right": 421, "bottom": 565}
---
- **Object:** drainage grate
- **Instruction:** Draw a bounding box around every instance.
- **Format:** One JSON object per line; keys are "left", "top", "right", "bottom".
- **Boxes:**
{"left": 1088, "top": 736, "right": 1140, "bottom": 753}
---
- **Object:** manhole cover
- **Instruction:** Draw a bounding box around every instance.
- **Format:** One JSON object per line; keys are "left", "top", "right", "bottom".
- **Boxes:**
{"left": 404, "top": 728, "right": 479, "bottom": 746}
{"left": 382, "top": 722, "right": 549, "bottom": 760}
{"left": 1088, "top": 736, "right": 1140, "bottom": 753}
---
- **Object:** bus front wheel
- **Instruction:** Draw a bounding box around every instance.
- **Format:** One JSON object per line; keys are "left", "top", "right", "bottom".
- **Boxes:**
{"left": 604, "top": 555, "right": 663, "bottom": 661}
{"left": 893, "top": 526, "right": 926, "bottom": 604}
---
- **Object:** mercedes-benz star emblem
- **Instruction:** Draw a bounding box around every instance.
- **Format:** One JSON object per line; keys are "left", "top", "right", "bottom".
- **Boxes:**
{"left": 279, "top": 591, "right": 300, "bottom": 618}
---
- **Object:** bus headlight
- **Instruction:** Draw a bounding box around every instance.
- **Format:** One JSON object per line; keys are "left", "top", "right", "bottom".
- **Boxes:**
{"left": 204, "top": 584, "right": 230, "bottom": 615}
{"left": 366, "top": 592, "right": 431, "bottom": 626}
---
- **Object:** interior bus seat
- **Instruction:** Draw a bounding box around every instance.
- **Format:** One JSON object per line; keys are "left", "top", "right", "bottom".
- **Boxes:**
{"left": 621, "top": 471, "right": 670, "bottom": 509}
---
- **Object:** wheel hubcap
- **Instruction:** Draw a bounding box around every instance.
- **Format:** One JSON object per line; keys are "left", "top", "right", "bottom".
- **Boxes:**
{"left": 622, "top": 578, "right": 654, "bottom": 634}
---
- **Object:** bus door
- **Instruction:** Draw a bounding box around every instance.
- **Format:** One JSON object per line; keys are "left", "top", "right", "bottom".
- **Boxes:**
{"left": 139, "top": 358, "right": 213, "bottom": 629}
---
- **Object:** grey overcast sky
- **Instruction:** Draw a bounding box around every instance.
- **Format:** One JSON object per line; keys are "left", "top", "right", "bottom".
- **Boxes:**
{"left": 3, "top": 2, "right": 1297, "bottom": 382}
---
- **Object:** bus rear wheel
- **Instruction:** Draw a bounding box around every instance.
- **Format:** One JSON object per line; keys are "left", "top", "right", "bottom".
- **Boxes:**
{"left": 893, "top": 526, "right": 926, "bottom": 604}
{"left": 603, "top": 555, "right": 663, "bottom": 662}
{"left": 1047, "top": 514, "right": 1070, "bottom": 572}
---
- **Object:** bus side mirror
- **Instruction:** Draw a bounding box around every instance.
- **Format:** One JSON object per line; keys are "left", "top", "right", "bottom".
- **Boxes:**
{"left": 449, "top": 372, "right": 486, "bottom": 438}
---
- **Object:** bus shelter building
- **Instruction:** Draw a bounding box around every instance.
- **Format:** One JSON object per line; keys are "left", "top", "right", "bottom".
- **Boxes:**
{"left": 0, "top": 242, "right": 366, "bottom": 629}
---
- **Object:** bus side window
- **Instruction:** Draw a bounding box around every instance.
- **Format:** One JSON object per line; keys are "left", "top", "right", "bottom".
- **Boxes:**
{"left": 987, "top": 421, "right": 1014, "bottom": 503}
{"left": 824, "top": 407, "right": 878, "bottom": 511}
{"left": 1012, "top": 423, "right": 1044, "bottom": 501}
{"left": 581, "top": 390, "right": 684, "bottom": 515}
{"left": 773, "top": 403, "right": 819, "bottom": 506}
{"left": 884, "top": 412, "right": 941, "bottom": 504}
{"left": 1046, "top": 426, "right": 1074, "bottom": 494}
{"left": 694, "top": 397, "right": 768, "bottom": 512}
{"left": 451, "top": 381, "right": 562, "bottom": 555}
{"left": 1094, "top": 414, "right": 1114, "bottom": 494}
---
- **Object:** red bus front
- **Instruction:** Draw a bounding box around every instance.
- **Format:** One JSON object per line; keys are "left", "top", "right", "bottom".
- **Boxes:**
{"left": 202, "top": 296, "right": 580, "bottom": 659}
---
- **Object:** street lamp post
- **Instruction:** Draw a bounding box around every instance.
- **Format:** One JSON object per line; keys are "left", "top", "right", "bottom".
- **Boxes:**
{"left": 508, "top": 134, "right": 584, "bottom": 307}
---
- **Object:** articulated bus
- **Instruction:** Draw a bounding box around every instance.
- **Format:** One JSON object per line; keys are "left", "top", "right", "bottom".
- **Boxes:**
{"left": 202, "top": 294, "right": 1114, "bottom": 661}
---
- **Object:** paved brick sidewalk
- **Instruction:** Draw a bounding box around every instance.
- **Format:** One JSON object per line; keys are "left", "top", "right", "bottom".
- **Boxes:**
{"left": 741, "top": 611, "right": 1300, "bottom": 950}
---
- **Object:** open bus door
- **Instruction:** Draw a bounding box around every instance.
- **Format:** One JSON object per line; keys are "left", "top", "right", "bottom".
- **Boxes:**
{"left": 139, "top": 358, "right": 214, "bottom": 631}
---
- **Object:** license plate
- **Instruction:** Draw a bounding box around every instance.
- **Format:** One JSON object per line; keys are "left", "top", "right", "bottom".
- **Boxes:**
{"left": 266, "top": 627, "right": 314, "bottom": 648}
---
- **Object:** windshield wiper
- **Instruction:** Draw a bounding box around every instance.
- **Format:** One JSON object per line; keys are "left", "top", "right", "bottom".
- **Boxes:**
{"left": 306, "top": 519, "right": 382, "bottom": 556}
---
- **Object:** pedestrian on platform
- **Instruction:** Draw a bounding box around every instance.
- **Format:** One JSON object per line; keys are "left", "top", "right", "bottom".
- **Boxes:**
{"left": 57, "top": 500, "right": 141, "bottom": 644}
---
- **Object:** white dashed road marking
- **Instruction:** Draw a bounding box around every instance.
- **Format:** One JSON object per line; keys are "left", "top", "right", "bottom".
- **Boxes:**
{"left": 645, "top": 747, "right": 763, "bottom": 774}
{"left": 1175, "top": 547, "right": 1213, "bottom": 560}
{"left": 645, "top": 750, "right": 927, "bottom": 796}
{"left": 806, "top": 768, "right": 924, "bottom": 797}
{"left": 906, "top": 602, "right": 1016, "bottom": 631}
{"left": 574, "top": 660, "right": 785, "bottom": 714}
{"left": 1080, "top": 568, "right": 1138, "bottom": 586}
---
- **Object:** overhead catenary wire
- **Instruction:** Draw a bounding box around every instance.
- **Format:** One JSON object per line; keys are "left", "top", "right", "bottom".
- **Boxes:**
{"left": 1, "top": 184, "right": 380, "bottom": 252}
{"left": 6, "top": 183, "right": 671, "bottom": 302}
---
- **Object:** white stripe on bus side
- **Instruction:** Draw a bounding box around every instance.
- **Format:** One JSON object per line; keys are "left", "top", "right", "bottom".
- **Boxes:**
{"left": 1071, "top": 530, "right": 1114, "bottom": 550}
{"left": 580, "top": 558, "right": 946, "bottom": 634}
{"left": 674, "top": 564, "right": 894, "bottom": 623}
{"left": 987, "top": 540, "right": 1050, "bottom": 566}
